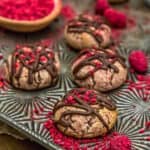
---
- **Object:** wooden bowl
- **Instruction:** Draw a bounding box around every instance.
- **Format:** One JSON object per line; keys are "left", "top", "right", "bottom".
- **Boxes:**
{"left": 0, "top": 0, "right": 62, "bottom": 32}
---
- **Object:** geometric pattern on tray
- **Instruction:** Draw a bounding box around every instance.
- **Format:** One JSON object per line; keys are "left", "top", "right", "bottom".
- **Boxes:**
{"left": 0, "top": 41, "right": 150, "bottom": 150}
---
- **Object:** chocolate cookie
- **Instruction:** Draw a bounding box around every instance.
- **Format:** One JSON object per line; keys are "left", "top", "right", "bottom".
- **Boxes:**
{"left": 4, "top": 45, "right": 60, "bottom": 90}
{"left": 64, "top": 13, "right": 112, "bottom": 50}
{"left": 53, "top": 88, "right": 117, "bottom": 138}
{"left": 71, "top": 48, "right": 127, "bottom": 92}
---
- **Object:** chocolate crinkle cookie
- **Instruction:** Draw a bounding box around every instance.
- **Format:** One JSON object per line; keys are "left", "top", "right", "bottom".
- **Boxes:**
{"left": 71, "top": 48, "right": 127, "bottom": 92}
{"left": 64, "top": 13, "right": 112, "bottom": 50}
{"left": 53, "top": 88, "right": 117, "bottom": 138}
{"left": 4, "top": 45, "right": 60, "bottom": 90}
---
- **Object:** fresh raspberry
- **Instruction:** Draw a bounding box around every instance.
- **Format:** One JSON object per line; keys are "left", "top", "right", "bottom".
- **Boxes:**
{"left": 95, "top": 0, "right": 110, "bottom": 15}
{"left": 61, "top": 5, "right": 76, "bottom": 21}
{"left": 104, "top": 8, "right": 127, "bottom": 28}
{"left": 129, "top": 50, "right": 148, "bottom": 73}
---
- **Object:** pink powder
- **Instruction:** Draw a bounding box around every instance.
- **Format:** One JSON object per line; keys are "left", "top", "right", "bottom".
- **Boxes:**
{"left": 0, "top": 0, "right": 55, "bottom": 21}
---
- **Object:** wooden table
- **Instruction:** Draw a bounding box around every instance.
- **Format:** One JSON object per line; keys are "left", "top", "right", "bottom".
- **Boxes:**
{"left": 0, "top": 135, "right": 45, "bottom": 150}
{"left": 0, "top": 121, "right": 46, "bottom": 150}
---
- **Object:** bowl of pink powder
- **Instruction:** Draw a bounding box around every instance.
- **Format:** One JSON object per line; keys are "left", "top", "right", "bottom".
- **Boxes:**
{"left": 0, "top": 0, "right": 62, "bottom": 32}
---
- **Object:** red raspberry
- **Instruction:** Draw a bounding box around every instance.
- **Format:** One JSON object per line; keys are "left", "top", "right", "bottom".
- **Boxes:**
{"left": 61, "top": 5, "right": 76, "bottom": 21}
{"left": 104, "top": 8, "right": 127, "bottom": 28}
{"left": 129, "top": 50, "right": 148, "bottom": 73}
{"left": 95, "top": 0, "right": 110, "bottom": 15}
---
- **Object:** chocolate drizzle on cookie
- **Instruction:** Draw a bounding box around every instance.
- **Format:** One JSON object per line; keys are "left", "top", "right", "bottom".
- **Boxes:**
{"left": 9, "top": 46, "right": 58, "bottom": 86}
{"left": 53, "top": 89, "right": 116, "bottom": 134}
{"left": 72, "top": 48, "right": 126, "bottom": 82}
{"left": 67, "top": 14, "right": 109, "bottom": 47}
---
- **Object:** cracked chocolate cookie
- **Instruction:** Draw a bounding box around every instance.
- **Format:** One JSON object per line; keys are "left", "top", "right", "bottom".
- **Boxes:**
{"left": 71, "top": 48, "right": 127, "bottom": 92}
{"left": 64, "top": 13, "right": 112, "bottom": 50}
{"left": 4, "top": 45, "right": 60, "bottom": 90}
{"left": 53, "top": 88, "right": 117, "bottom": 138}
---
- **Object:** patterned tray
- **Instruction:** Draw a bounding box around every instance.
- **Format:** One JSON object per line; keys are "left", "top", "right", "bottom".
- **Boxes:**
{"left": 0, "top": 41, "right": 150, "bottom": 150}
{"left": 0, "top": 0, "right": 150, "bottom": 150}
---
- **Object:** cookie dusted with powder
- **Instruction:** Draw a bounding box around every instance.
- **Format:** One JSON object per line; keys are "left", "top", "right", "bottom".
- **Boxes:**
{"left": 4, "top": 45, "right": 60, "bottom": 90}
{"left": 71, "top": 48, "right": 127, "bottom": 92}
{"left": 64, "top": 13, "right": 112, "bottom": 50}
{"left": 53, "top": 88, "right": 117, "bottom": 138}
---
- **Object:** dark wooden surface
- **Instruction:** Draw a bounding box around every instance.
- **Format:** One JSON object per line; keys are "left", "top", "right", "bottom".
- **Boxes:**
{"left": 0, "top": 0, "right": 149, "bottom": 150}
{"left": 0, "top": 135, "right": 45, "bottom": 150}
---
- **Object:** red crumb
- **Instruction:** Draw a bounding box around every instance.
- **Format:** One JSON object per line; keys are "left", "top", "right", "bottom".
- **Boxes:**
{"left": 0, "top": 68, "right": 8, "bottom": 91}
{"left": 127, "top": 17, "right": 136, "bottom": 28}
{"left": 127, "top": 74, "right": 150, "bottom": 102}
{"left": 129, "top": 68, "right": 135, "bottom": 73}
{"left": 40, "top": 39, "right": 53, "bottom": 48}
{"left": 124, "top": 4, "right": 130, "bottom": 10}
{"left": 95, "top": 0, "right": 110, "bottom": 15}
{"left": 89, "top": 69, "right": 95, "bottom": 76}
{"left": 129, "top": 50, "right": 148, "bottom": 73}
{"left": 46, "top": 111, "right": 53, "bottom": 117}
{"left": 31, "top": 102, "right": 45, "bottom": 119}
{"left": 104, "top": 8, "right": 127, "bottom": 28}
{"left": 64, "top": 89, "right": 97, "bottom": 105}
{"left": 111, "top": 29, "right": 123, "bottom": 43}
{"left": 0, "top": 54, "right": 3, "bottom": 60}
{"left": 61, "top": 5, "right": 76, "bottom": 21}
{"left": 33, "top": 109, "right": 39, "bottom": 114}
{"left": 110, "top": 134, "right": 131, "bottom": 150}
{"left": 146, "top": 137, "right": 150, "bottom": 141}
{"left": 44, "top": 117, "right": 80, "bottom": 150}
{"left": 44, "top": 112, "right": 132, "bottom": 150}
{"left": 40, "top": 56, "right": 48, "bottom": 63}
{"left": 139, "top": 129, "right": 145, "bottom": 134}
{"left": 0, "top": 79, "right": 4, "bottom": 88}
{"left": 145, "top": 121, "right": 150, "bottom": 129}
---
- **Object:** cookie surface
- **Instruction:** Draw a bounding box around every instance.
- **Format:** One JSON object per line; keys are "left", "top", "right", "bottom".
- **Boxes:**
{"left": 4, "top": 45, "right": 60, "bottom": 90}
{"left": 64, "top": 13, "right": 112, "bottom": 50}
{"left": 71, "top": 48, "right": 127, "bottom": 92}
{"left": 53, "top": 88, "right": 117, "bottom": 138}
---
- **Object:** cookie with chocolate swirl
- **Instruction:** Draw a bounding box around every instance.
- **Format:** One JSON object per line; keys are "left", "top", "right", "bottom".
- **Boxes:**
{"left": 53, "top": 88, "right": 117, "bottom": 138}
{"left": 71, "top": 48, "right": 127, "bottom": 92}
{"left": 64, "top": 13, "right": 112, "bottom": 50}
{"left": 4, "top": 45, "right": 60, "bottom": 90}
